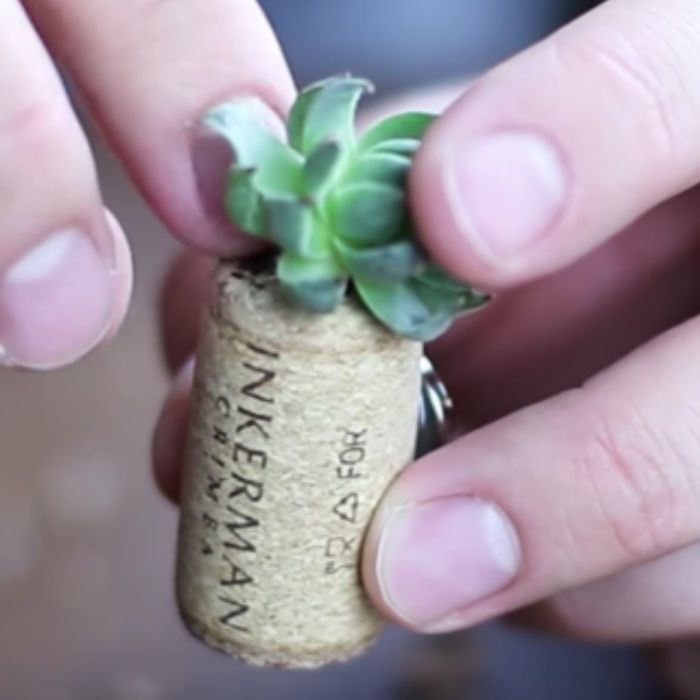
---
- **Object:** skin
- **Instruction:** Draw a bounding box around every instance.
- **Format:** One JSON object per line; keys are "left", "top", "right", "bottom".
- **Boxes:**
{"left": 3, "top": 0, "right": 700, "bottom": 695}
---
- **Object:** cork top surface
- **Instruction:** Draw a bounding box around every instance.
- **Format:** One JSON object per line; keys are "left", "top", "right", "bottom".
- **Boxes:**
{"left": 212, "top": 258, "right": 419, "bottom": 354}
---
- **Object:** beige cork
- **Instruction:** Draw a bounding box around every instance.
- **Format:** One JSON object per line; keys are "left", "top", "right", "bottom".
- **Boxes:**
{"left": 176, "top": 258, "right": 422, "bottom": 668}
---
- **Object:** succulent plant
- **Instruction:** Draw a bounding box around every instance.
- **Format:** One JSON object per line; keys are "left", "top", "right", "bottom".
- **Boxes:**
{"left": 204, "top": 75, "right": 488, "bottom": 341}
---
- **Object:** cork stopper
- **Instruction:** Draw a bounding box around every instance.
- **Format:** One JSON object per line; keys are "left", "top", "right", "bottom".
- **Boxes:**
{"left": 176, "top": 258, "right": 422, "bottom": 668}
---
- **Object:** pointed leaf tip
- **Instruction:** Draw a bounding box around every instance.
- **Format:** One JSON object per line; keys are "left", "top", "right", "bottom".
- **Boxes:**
{"left": 359, "top": 112, "right": 436, "bottom": 152}
{"left": 288, "top": 75, "right": 373, "bottom": 155}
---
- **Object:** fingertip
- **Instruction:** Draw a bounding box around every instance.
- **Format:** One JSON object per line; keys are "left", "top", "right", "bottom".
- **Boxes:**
{"left": 140, "top": 133, "right": 268, "bottom": 258}
{"left": 0, "top": 209, "right": 133, "bottom": 371}
{"left": 363, "top": 461, "right": 521, "bottom": 632}
{"left": 410, "top": 100, "right": 570, "bottom": 292}
{"left": 412, "top": 0, "right": 700, "bottom": 292}
{"left": 191, "top": 95, "right": 287, "bottom": 237}
{"left": 171, "top": 96, "right": 284, "bottom": 255}
{"left": 32, "top": 0, "right": 296, "bottom": 257}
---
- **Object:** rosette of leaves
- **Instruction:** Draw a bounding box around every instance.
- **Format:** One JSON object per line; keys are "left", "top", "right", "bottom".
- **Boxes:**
{"left": 205, "top": 75, "right": 488, "bottom": 341}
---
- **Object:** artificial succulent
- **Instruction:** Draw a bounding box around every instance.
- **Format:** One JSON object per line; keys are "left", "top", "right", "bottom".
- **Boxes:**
{"left": 205, "top": 75, "right": 488, "bottom": 341}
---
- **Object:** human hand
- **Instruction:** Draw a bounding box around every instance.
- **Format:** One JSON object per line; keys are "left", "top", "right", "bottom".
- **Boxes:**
{"left": 359, "top": 0, "right": 700, "bottom": 645}
{"left": 154, "top": 0, "right": 700, "bottom": 693}
{"left": 0, "top": 0, "right": 293, "bottom": 370}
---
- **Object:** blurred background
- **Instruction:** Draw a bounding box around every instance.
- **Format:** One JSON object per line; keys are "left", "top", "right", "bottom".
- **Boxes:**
{"left": 0, "top": 1, "right": 676, "bottom": 698}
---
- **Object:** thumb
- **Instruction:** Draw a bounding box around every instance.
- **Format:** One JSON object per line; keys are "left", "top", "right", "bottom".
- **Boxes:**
{"left": 411, "top": 0, "right": 700, "bottom": 289}
{"left": 362, "top": 318, "right": 700, "bottom": 632}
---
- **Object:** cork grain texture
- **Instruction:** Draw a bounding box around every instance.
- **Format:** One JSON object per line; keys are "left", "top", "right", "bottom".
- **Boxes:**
{"left": 176, "top": 259, "right": 422, "bottom": 668}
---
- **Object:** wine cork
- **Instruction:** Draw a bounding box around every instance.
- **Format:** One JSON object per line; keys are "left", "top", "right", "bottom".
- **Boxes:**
{"left": 176, "top": 258, "right": 422, "bottom": 668}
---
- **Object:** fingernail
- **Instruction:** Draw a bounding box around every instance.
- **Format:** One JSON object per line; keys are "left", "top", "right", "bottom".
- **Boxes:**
{"left": 376, "top": 496, "right": 520, "bottom": 629}
{"left": 192, "top": 97, "right": 285, "bottom": 224}
{"left": 445, "top": 131, "right": 568, "bottom": 264}
{"left": 0, "top": 228, "right": 116, "bottom": 370}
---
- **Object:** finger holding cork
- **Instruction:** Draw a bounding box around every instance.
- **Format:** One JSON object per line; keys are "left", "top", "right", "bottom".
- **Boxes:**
{"left": 175, "top": 75, "right": 489, "bottom": 669}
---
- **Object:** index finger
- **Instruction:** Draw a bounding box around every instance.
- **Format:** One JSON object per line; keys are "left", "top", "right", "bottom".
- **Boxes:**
{"left": 26, "top": 0, "right": 295, "bottom": 254}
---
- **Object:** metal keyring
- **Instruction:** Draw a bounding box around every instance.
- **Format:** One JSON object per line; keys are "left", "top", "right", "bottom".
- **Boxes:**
{"left": 415, "top": 355, "right": 453, "bottom": 458}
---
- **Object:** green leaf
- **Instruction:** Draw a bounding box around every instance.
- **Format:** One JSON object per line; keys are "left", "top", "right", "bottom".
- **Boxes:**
{"left": 225, "top": 168, "right": 265, "bottom": 235}
{"left": 354, "top": 278, "right": 455, "bottom": 341}
{"left": 354, "top": 265, "right": 488, "bottom": 341}
{"left": 264, "top": 198, "right": 327, "bottom": 257}
{"left": 329, "top": 182, "right": 404, "bottom": 246}
{"left": 204, "top": 102, "right": 303, "bottom": 196}
{"left": 288, "top": 76, "right": 372, "bottom": 155}
{"left": 334, "top": 238, "right": 425, "bottom": 282}
{"left": 277, "top": 254, "right": 347, "bottom": 313}
{"left": 359, "top": 112, "right": 435, "bottom": 152}
{"left": 303, "top": 140, "right": 342, "bottom": 193}
{"left": 345, "top": 152, "right": 411, "bottom": 189}
{"left": 288, "top": 84, "right": 324, "bottom": 152}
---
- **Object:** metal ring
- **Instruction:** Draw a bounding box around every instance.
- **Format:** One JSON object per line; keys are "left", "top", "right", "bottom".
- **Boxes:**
{"left": 415, "top": 355, "right": 453, "bottom": 458}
